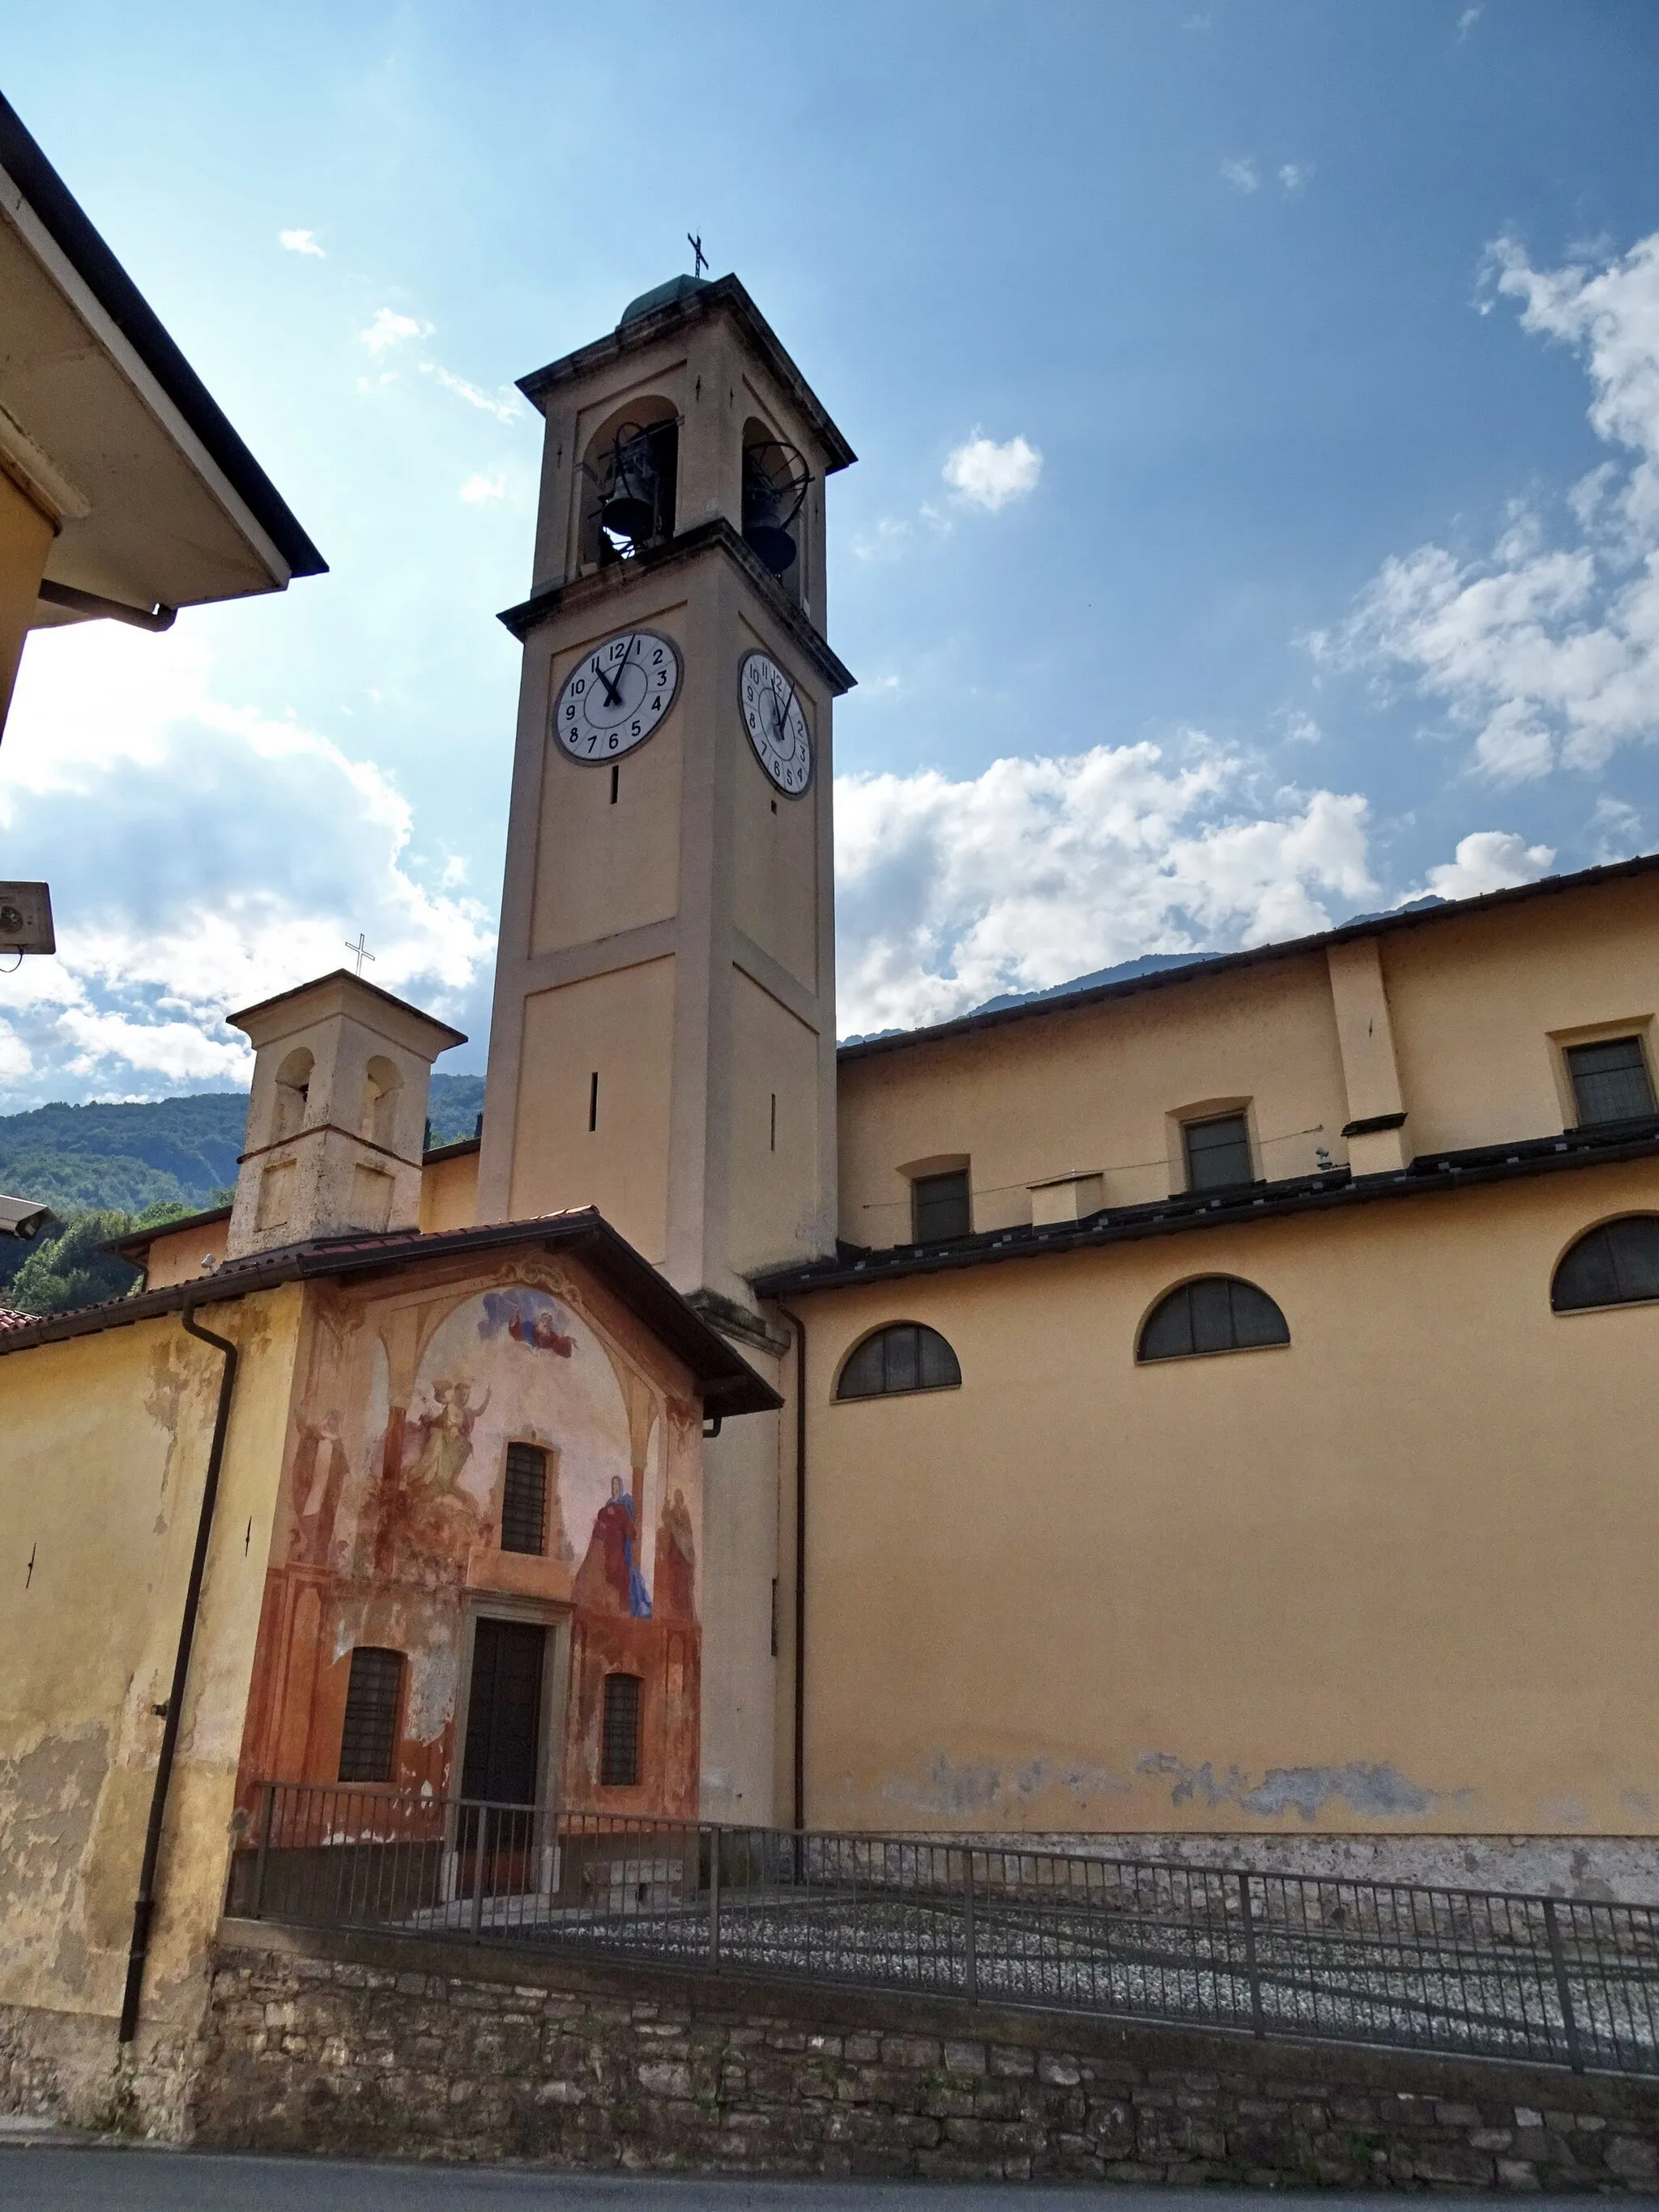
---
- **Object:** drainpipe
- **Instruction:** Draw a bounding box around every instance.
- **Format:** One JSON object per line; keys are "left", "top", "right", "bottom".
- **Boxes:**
{"left": 775, "top": 1305, "right": 808, "bottom": 1835}
{"left": 117, "top": 1299, "right": 238, "bottom": 2044}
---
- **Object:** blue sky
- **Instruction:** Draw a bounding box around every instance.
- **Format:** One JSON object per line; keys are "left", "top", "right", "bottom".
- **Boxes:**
{"left": 2, "top": 0, "right": 1657, "bottom": 1099}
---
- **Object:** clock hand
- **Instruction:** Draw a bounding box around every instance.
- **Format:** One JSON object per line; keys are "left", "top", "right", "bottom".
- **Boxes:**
{"left": 772, "top": 671, "right": 799, "bottom": 747}
{"left": 597, "top": 635, "right": 633, "bottom": 709}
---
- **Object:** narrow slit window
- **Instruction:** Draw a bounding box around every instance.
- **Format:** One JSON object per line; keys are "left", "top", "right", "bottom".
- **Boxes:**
{"left": 770, "top": 1093, "right": 777, "bottom": 1152}
{"left": 609, "top": 762, "right": 620, "bottom": 804}
{"left": 588, "top": 1071, "right": 599, "bottom": 1132}
{"left": 500, "top": 1443, "right": 548, "bottom": 1555}
{"left": 1183, "top": 1113, "right": 1254, "bottom": 1192}
{"left": 1566, "top": 1037, "right": 1656, "bottom": 1127}
{"left": 338, "top": 1647, "right": 403, "bottom": 1783}
{"left": 600, "top": 1672, "right": 642, "bottom": 1787}
{"left": 911, "top": 1168, "right": 970, "bottom": 1242}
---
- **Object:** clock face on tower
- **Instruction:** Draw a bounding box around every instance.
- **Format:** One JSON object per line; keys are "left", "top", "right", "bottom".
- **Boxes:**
{"left": 552, "top": 628, "right": 681, "bottom": 763}
{"left": 739, "top": 648, "right": 813, "bottom": 796}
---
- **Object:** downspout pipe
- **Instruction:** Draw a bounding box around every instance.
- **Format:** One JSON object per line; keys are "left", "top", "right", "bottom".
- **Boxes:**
{"left": 117, "top": 1299, "right": 238, "bottom": 2044}
{"left": 775, "top": 1304, "right": 808, "bottom": 1835}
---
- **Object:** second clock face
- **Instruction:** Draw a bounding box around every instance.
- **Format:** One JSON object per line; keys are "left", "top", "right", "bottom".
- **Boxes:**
{"left": 552, "top": 628, "right": 680, "bottom": 763}
{"left": 739, "top": 649, "right": 813, "bottom": 796}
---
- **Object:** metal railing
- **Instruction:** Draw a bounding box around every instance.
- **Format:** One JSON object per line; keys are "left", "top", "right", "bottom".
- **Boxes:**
{"left": 230, "top": 1782, "right": 1659, "bottom": 2078}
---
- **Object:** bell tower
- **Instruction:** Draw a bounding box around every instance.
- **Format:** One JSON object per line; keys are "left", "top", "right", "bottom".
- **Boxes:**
{"left": 476, "top": 274, "right": 855, "bottom": 1321}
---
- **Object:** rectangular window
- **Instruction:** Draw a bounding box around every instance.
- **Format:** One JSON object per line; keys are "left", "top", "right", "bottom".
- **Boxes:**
{"left": 1183, "top": 1112, "right": 1254, "bottom": 1192}
{"left": 912, "top": 1167, "right": 971, "bottom": 1242}
{"left": 600, "top": 1672, "right": 642, "bottom": 1787}
{"left": 1567, "top": 1036, "right": 1657, "bottom": 1127}
{"left": 338, "top": 1647, "right": 402, "bottom": 1783}
{"left": 500, "top": 1443, "right": 548, "bottom": 1556}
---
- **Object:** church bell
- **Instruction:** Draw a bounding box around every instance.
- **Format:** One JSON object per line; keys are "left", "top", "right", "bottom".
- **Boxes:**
{"left": 597, "top": 422, "right": 673, "bottom": 554}
{"left": 741, "top": 437, "right": 810, "bottom": 576}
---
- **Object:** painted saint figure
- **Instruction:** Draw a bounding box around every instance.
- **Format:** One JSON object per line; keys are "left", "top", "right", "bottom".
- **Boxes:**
{"left": 574, "top": 1474, "right": 652, "bottom": 1617}
{"left": 654, "top": 1485, "right": 696, "bottom": 1620}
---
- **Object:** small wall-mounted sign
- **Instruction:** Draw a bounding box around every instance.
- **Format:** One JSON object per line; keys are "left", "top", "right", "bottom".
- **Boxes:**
{"left": 0, "top": 881, "right": 54, "bottom": 955}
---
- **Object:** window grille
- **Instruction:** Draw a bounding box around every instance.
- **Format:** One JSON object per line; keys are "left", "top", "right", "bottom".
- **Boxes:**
{"left": 1552, "top": 1216, "right": 1659, "bottom": 1312}
{"left": 836, "top": 1321, "right": 962, "bottom": 1400}
{"left": 1566, "top": 1036, "right": 1656, "bottom": 1127}
{"left": 1139, "top": 1276, "right": 1290, "bottom": 1362}
{"left": 500, "top": 1443, "right": 548, "bottom": 1555}
{"left": 1183, "top": 1112, "right": 1254, "bottom": 1192}
{"left": 337, "top": 1647, "right": 403, "bottom": 1783}
{"left": 601, "top": 1673, "right": 642, "bottom": 1787}
{"left": 912, "top": 1168, "right": 970, "bottom": 1242}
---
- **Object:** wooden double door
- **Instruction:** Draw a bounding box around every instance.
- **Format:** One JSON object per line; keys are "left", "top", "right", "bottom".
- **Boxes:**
{"left": 458, "top": 1616, "right": 555, "bottom": 1891}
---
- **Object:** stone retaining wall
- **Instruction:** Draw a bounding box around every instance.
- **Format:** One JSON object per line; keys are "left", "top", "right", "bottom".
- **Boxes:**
{"left": 194, "top": 1918, "right": 1659, "bottom": 2187}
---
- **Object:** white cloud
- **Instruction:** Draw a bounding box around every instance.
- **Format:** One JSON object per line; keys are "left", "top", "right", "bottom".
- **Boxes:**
{"left": 1221, "top": 157, "right": 1260, "bottom": 194}
{"left": 834, "top": 739, "right": 1374, "bottom": 1037}
{"left": 1282, "top": 710, "right": 1322, "bottom": 745}
{"left": 1414, "top": 830, "right": 1556, "bottom": 902}
{"left": 1312, "top": 228, "right": 1659, "bottom": 782}
{"left": 278, "top": 228, "right": 326, "bottom": 258}
{"left": 1278, "top": 163, "right": 1314, "bottom": 194}
{"left": 0, "top": 624, "right": 493, "bottom": 1106}
{"left": 1589, "top": 792, "right": 1644, "bottom": 861}
{"left": 360, "top": 307, "right": 427, "bottom": 353}
{"left": 1458, "top": 4, "right": 1482, "bottom": 34}
{"left": 459, "top": 472, "right": 507, "bottom": 505}
{"left": 420, "top": 363, "right": 525, "bottom": 424}
{"left": 942, "top": 433, "right": 1043, "bottom": 513}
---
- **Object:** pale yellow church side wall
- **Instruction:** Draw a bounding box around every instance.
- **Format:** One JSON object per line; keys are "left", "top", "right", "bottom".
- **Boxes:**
{"left": 418, "top": 1146, "right": 480, "bottom": 1234}
{"left": 140, "top": 1215, "right": 231, "bottom": 1290}
{"left": 837, "top": 950, "right": 1350, "bottom": 1246}
{"left": 1380, "top": 872, "right": 1659, "bottom": 1158}
{"left": 793, "top": 1163, "right": 1659, "bottom": 1837}
{"left": 0, "top": 1286, "right": 301, "bottom": 2050}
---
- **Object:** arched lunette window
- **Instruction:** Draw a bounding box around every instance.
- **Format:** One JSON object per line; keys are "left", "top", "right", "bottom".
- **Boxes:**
{"left": 1551, "top": 1216, "right": 1659, "bottom": 1313}
{"left": 835, "top": 1321, "right": 962, "bottom": 1401}
{"left": 1138, "top": 1276, "right": 1290, "bottom": 1363}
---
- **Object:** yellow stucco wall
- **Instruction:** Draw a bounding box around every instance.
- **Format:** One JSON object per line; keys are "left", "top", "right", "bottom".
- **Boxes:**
{"left": 835, "top": 872, "right": 1659, "bottom": 1244}
{"left": 418, "top": 1146, "right": 480, "bottom": 1234}
{"left": 142, "top": 1216, "right": 230, "bottom": 1290}
{"left": 0, "top": 1288, "right": 302, "bottom": 2034}
{"left": 795, "top": 1162, "right": 1659, "bottom": 1837}
{"left": 837, "top": 950, "right": 1350, "bottom": 1245}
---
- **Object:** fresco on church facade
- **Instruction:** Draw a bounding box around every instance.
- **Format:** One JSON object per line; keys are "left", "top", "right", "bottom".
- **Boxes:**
{"left": 234, "top": 1256, "right": 704, "bottom": 1831}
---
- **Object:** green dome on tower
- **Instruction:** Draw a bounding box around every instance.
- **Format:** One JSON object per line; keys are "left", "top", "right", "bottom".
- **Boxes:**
{"left": 617, "top": 273, "right": 709, "bottom": 327}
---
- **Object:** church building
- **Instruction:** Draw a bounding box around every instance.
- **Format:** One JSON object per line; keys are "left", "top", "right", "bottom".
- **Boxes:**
{"left": 5, "top": 270, "right": 1659, "bottom": 2121}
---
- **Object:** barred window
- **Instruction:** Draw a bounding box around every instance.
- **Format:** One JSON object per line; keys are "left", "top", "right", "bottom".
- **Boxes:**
{"left": 500, "top": 1443, "right": 548, "bottom": 1555}
{"left": 1183, "top": 1112, "right": 1254, "bottom": 1192}
{"left": 911, "top": 1169, "right": 971, "bottom": 1242}
{"left": 601, "top": 1672, "right": 642, "bottom": 1788}
{"left": 1552, "top": 1216, "right": 1659, "bottom": 1313}
{"left": 338, "top": 1647, "right": 403, "bottom": 1783}
{"left": 1139, "top": 1276, "right": 1290, "bottom": 1363}
{"left": 1566, "top": 1037, "right": 1656, "bottom": 1127}
{"left": 836, "top": 1322, "right": 962, "bottom": 1400}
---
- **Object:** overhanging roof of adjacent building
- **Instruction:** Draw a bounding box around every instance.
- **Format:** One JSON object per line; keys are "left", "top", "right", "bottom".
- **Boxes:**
{"left": 837, "top": 850, "right": 1659, "bottom": 1067}
{"left": 753, "top": 1119, "right": 1659, "bottom": 1299}
{"left": 1, "top": 1209, "right": 780, "bottom": 1415}
{"left": 0, "top": 87, "right": 326, "bottom": 620}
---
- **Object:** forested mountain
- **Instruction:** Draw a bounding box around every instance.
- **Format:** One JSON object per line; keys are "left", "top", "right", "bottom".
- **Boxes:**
{"left": 0, "top": 1072, "right": 486, "bottom": 1217}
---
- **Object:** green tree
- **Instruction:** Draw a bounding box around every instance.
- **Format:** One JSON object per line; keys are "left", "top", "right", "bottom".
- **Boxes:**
{"left": 2, "top": 1204, "right": 190, "bottom": 1316}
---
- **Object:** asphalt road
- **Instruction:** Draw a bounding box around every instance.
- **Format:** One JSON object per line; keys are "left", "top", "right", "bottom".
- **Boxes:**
{"left": 0, "top": 2154, "right": 1611, "bottom": 2212}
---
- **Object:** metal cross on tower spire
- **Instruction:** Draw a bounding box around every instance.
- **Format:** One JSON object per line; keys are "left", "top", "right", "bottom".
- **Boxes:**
{"left": 687, "top": 232, "right": 708, "bottom": 279}
{"left": 343, "top": 931, "right": 375, "bottom": 978}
